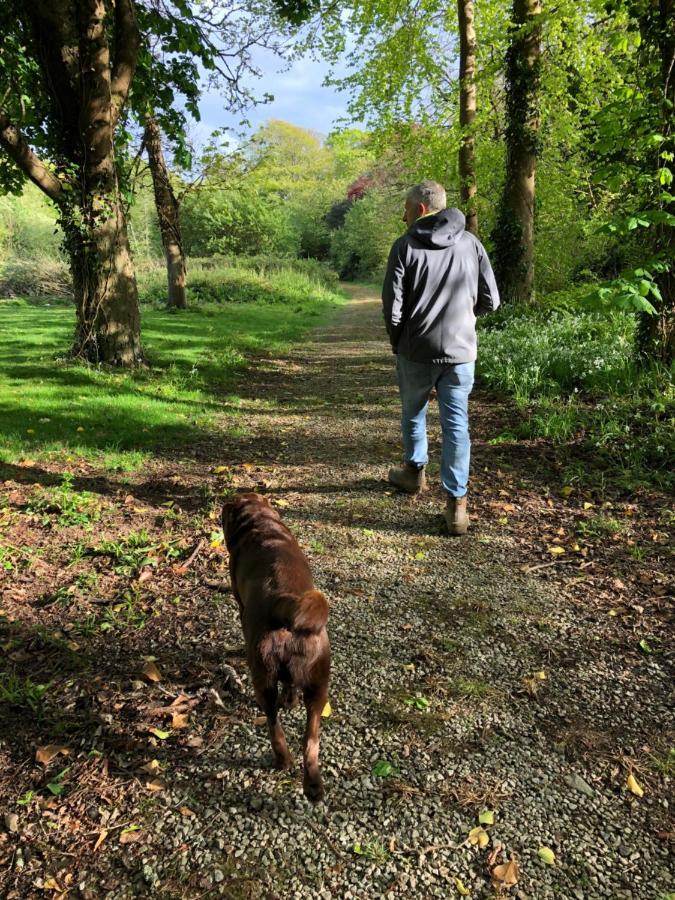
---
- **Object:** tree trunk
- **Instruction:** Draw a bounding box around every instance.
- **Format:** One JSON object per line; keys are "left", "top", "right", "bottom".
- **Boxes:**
{"left": 491, "top": 0, "right": 542, "bottom": 304}
{"left": 0, "top": 0, "right": 142, "bottom": 366}
{"left": 144, "top": 113, "right": 187, "bottom": 309}
{"left": 457, "top": 0, "right": 478, "bottom": 235}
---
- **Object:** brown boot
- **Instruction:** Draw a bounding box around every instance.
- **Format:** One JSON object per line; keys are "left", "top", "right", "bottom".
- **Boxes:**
{"left": 445, "top": 495, "right": 469, "bottom": 535}
{"left": 388, "top": 462, "right": 426, "bottom": 494}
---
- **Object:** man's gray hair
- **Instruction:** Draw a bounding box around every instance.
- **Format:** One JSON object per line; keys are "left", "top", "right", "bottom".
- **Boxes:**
{"left": 406, "top": 180, "right": 447, "bottom": 212}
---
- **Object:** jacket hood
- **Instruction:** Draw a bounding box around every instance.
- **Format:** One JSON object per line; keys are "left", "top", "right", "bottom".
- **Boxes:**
{"left": 408, "top": 207, "right": 466, "bottom": 248}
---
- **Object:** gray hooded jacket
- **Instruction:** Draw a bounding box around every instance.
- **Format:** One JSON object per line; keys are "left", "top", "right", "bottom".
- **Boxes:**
{"left": 382, "top": 208, "right": 500, "bottom": 364}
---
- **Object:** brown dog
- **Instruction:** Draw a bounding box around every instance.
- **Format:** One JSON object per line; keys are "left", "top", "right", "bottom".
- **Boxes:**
{"left": 222, "top": 493, "right": 330, "bottom": 801}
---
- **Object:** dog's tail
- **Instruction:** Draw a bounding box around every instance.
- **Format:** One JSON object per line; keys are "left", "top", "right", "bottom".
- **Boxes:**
{"left": 274, "top": 590, "right": 329, "bottom": 634}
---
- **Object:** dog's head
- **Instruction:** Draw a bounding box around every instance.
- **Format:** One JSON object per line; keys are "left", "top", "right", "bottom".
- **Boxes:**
{"left": 222, "top": 492, "right": 276, "bottom": 544}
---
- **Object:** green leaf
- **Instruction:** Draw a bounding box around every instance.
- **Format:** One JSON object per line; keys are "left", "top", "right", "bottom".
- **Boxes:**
{"left": 372, "top": 759, "right": 395, "bottom": 777}
{"left": 47, "top": 782, "right": 65, "bottom": 796}
{"left": 538, "top": 847, "right": 556, "bottom": 865}
{"left": 478, "top": 809, "right": 495, "bottom": 825}
{"left": 638, "top": 639, "right": 653, "bottom": 654}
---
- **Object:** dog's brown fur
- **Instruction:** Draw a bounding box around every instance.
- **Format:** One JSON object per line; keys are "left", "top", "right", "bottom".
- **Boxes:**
{"left": 222, "top": 493, "right": 330, "bottom": 801}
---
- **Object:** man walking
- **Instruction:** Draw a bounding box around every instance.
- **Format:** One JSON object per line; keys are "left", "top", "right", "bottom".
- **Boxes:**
{"left": 382, "top": 180, "right": 500, "bottom": 535}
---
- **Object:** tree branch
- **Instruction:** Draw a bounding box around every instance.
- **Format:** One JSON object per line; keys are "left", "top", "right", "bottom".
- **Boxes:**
{"left": 111, "top": 0, "right": 140, "bottom": 119}
{"left": 0, "top": 110, "right": 63, "bottom": 202}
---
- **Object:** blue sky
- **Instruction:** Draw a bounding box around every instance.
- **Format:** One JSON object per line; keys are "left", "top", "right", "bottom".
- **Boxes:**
{"left": 195, "top": 49, "right": 353, "bottom": 144}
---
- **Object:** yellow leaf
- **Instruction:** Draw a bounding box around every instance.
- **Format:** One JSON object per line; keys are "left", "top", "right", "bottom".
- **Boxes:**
{"left": 560, "top": 486, "right": 573, "bottom": 497}
{"left": 76, "top": 426, "right": 85, "bottom": 432}
{"left": 533, "top": 670, "right": 547, "bottom": 681}
{"left": 547, "top": 545, "right": 565, "bottom": 555}
{"left": 43, "top": 877, "right": 61, "bottom": 891}
{"left": 210, "top": 539, "right": 223, "bottom": 549}
{"left": 626, "top": 773, "right": 644, "bottom": 797}
{"left": 274, "top": 498, "right": 289, "bottom": 508}
{"left": 583, "top": 501, "right": 593, "bottom": 509}
{"left": 212, "top": 466, "right": 228, "bottom": 474}
{"left": 455, "top": 877, "right": 471, "bottom": 895}
{"left": 538, "top": 847, "right": 556, "bottom": 865}
{"left": 468, "top": 826, "right": 489, "bottom": 848}
{"left": 149, "top": 728, "right": 170, "bottom": 740}
{"left": 140, "top": 759, "right": 161, "bottom": 774}
{"left": 321, "top": 701, "right": 332, "bottom": 718}
{"left": 402, "top": 663, "right": 415, "bottom": 672}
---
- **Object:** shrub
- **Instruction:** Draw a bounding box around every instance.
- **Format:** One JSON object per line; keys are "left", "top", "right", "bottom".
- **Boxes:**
{"left": 0, "top": 255, "right": 72, "bottom": 297}
{"left": 137, "top": 259, "right": 343, "bottom": 307}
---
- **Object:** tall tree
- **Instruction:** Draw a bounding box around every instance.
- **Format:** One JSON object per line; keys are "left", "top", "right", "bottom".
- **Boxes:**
{"left": 491, "top": 0, "right": 542, "bottom": 304}
{"left": 457, "top": 0, "right": 478, "bottom": 234}
{"left": 0, "top": 0, "right": 142, "bottom": 365}
{"left": 143, "top": 114, "right": 186, "bottom": 310}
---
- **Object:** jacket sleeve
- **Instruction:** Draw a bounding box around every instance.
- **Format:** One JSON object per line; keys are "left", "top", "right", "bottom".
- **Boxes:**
{"left": 382, "top": 239, "right": 406, "bottom": 351}
{"left": 475, "top": 241, "right": 500, "bottom": 316}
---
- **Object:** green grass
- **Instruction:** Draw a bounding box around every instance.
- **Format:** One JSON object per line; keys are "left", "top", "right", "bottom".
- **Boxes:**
{"left": 0, "top": 273, "right": 344, "bottom": 470}
{"left": 477, "top": 300, "right": 674, "bottom": 489}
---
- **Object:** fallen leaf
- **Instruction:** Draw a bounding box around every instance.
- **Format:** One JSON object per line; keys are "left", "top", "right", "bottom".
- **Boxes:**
{"left": 138, "top": 569, "right": 153, "bottom": 584}
{"left": 547, "top": 545, "right": 565, "bottom": 556}
{"left": 560, "top": 486, "right": 573, "bottom": 497}
{"left": 43, "top": 877, "right": 62, "bottom": 891}
{"left": 36, "top": 745, "right": 71, "bottom": 766}
{"left": 538, "top": 847, "right": 556, "bottom": 865}
{"left": 626, "top": 773, "right": 644, "bottom": 797}
{"left": 583, "top": 501, "right": 593, "bottom": 509}
{"left": 179, "top": 806, "right": 195, "bottom": 817}
{"left": 149, "top": 728, "right": 170, "bottom": 740}
{"left": 478, "top": 810, "right": 495, "bottom": 826}
{"left": 172, "top": 713, "right": 189, "bottom": 729}
{"left": 468, "top": 826, "right": 489, "bottom": 849}
{"left": 93, "top": 829, "right": 108, "bottom": 851}
{"left": 253, "top": 715, "right": 267, "bottom": 726}
{"left": 402, "top": 663, "right": 415, "bottom": 672}
{"left": 491, "top": 857, "right": 519, "bottom": 889}
{"left": 145, "top": 778, "right": 165, "bottom": 792}
{"left": 4, "top": 813, "right": 19, "bottom": 833}
{"left": 321, "top": 701, "right": 332, "bottom": 718}
{"left": 140, "top": 759, "right": 161, "bottom": 774}
{"left": 533, "top": 670, "right": 546, "bottom": 681}
{"left": 141, "top": 660, "right": 162, "bottom": 682}
{"left": 455, "top": 877, "right": 471, "bottom": 895}
{"left": 638, "top": 639, "right": 653, "bottom": 654}
{"left": 212, "top": 466, "right": 228, "bottom": 474}
{"left": 120, "top": 826, "right": 143, "bottom": 844}
{"left": 274, "top": 498, "right": 289, "bottom": 508}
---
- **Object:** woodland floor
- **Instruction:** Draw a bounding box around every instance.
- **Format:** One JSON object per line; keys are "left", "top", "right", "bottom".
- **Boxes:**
{"left": 0, "top": 286, "right": 673, "bottom": 899}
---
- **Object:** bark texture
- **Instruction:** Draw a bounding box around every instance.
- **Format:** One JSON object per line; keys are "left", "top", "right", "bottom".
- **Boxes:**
{"left": 144, "top": 114, "right": 188, "bottom": 309}
{"left": 457, "top": 0, "right": 478, "bottom": 235}
{"left": 491, "top": 0, "right": 542, "bottom": 304}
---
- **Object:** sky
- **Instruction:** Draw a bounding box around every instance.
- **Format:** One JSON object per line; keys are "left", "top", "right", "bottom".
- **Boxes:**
{"left": 194, "top": 48, "right": 354, "bottom": 145}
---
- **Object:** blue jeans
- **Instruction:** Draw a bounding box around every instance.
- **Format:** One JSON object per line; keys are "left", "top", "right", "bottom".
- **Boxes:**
{"left": 396, "top": 355, "right": 475, "bottom": 498}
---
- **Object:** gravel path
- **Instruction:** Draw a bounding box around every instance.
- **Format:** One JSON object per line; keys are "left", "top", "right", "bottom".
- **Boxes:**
{"left": 127, "top": 286, "right": 672, "bottom": 900}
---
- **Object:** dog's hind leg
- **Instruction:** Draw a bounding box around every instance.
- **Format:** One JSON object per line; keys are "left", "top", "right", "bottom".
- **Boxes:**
{"left": 255, "top": 680, "right": 292, "bottom": 770}
{"left": 301, "top": 683, "right": 327, "bottom": 802}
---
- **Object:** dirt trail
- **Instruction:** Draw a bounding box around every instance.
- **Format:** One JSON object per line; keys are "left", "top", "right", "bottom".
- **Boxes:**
{"left": 0, "top": 286, "right": 671, "bottom": 899}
